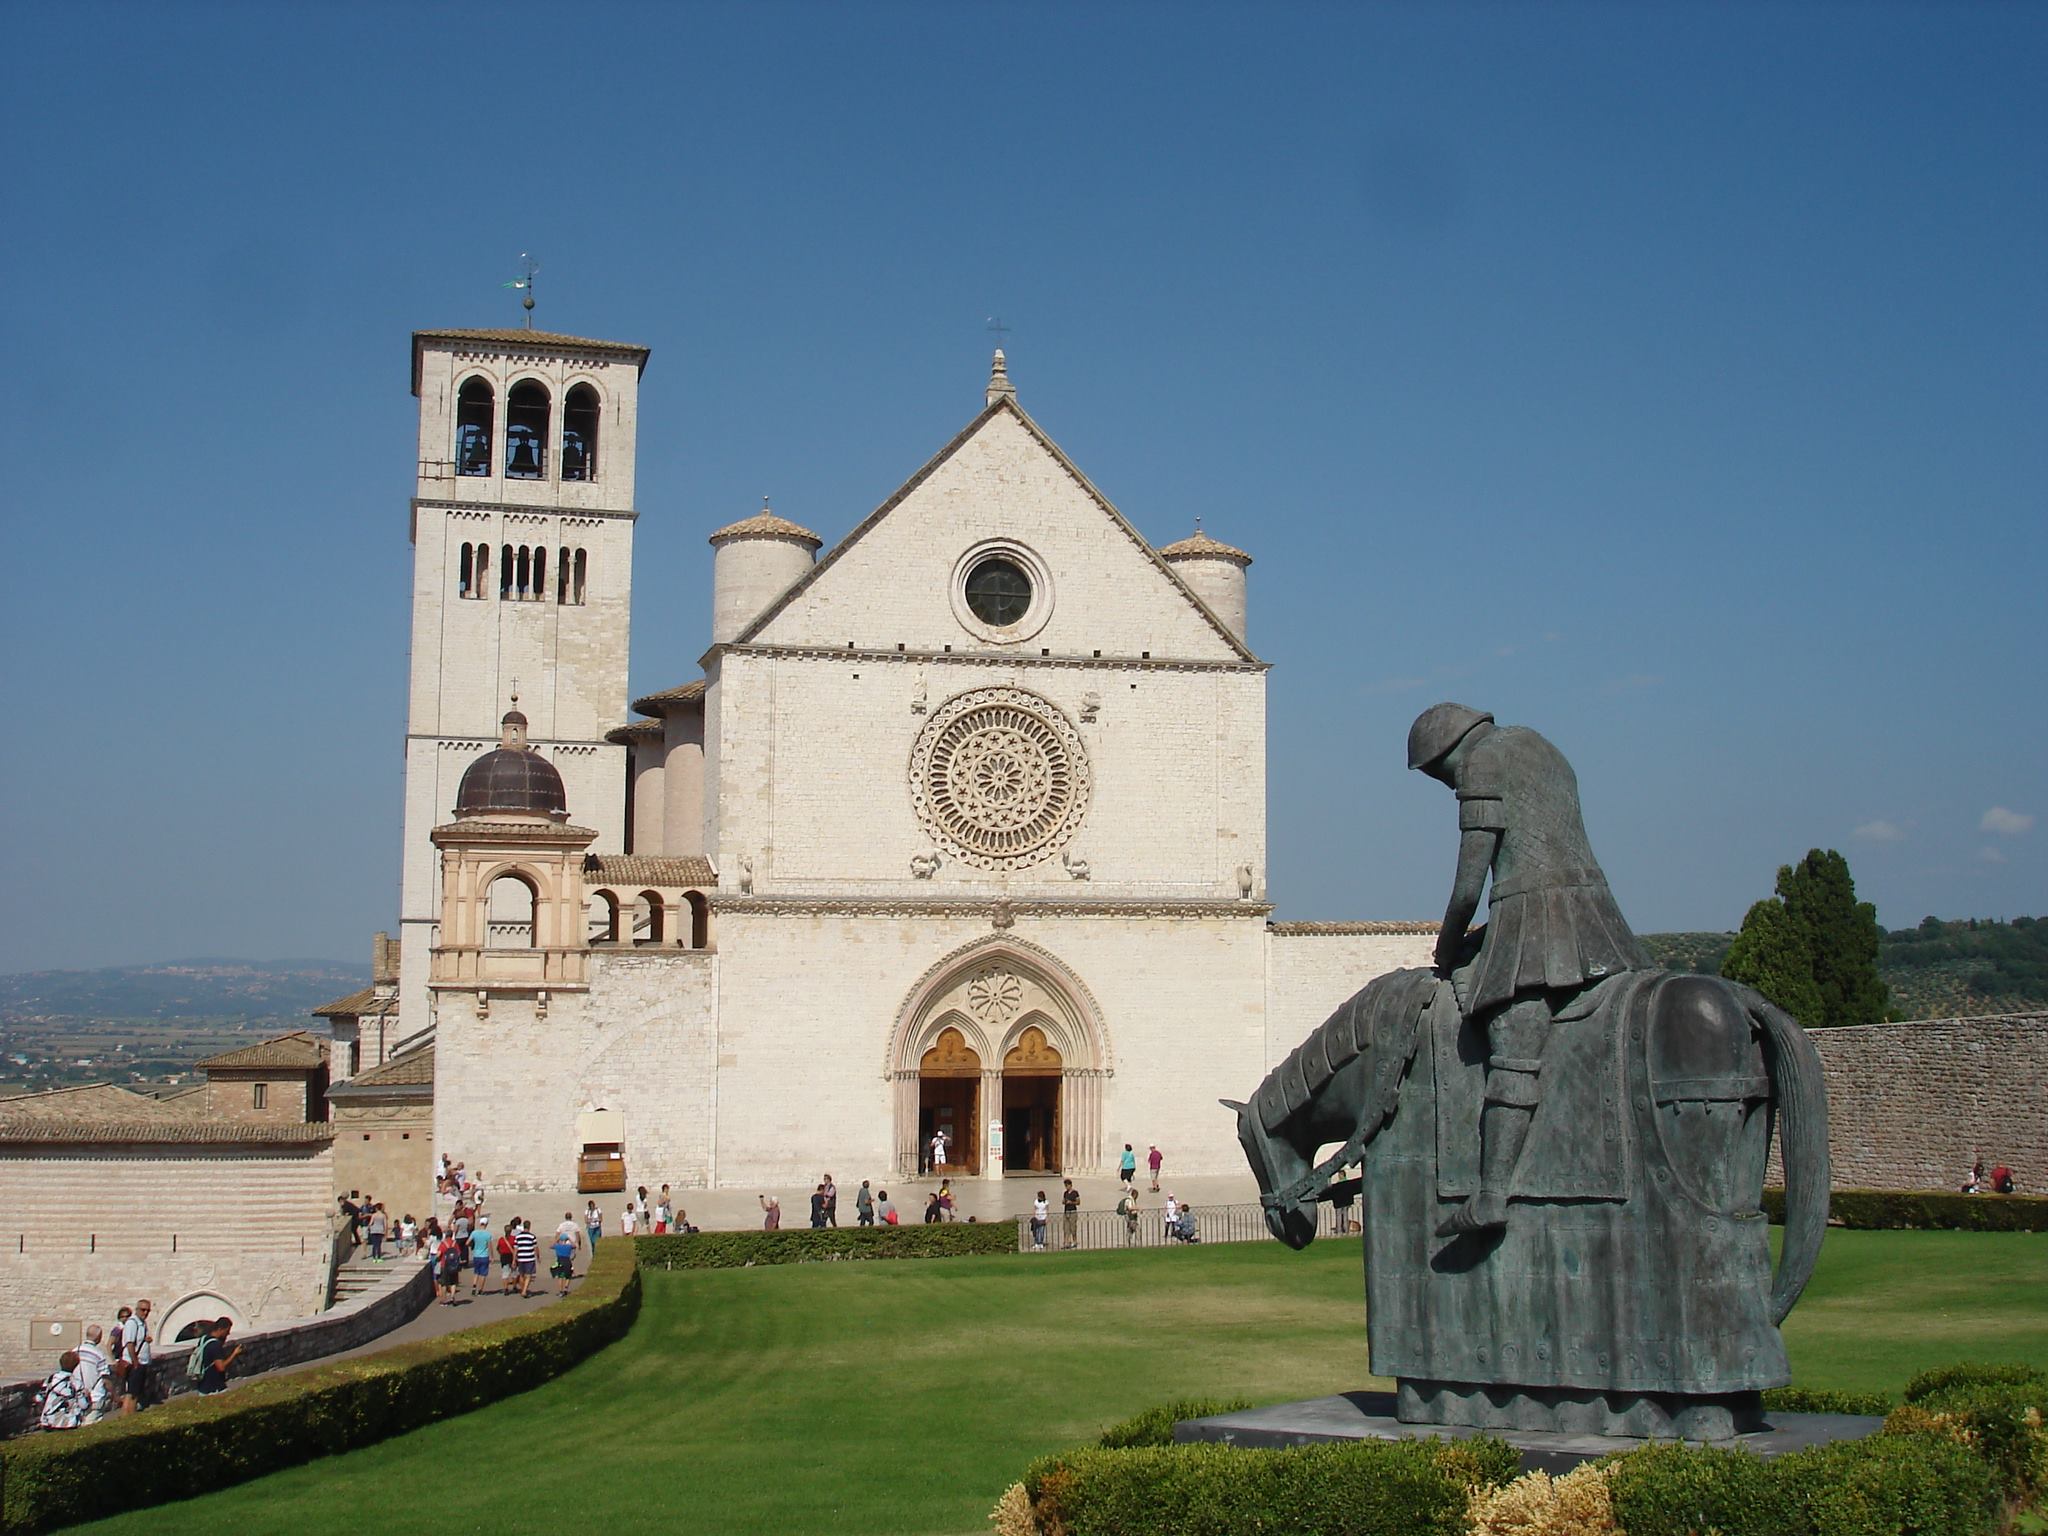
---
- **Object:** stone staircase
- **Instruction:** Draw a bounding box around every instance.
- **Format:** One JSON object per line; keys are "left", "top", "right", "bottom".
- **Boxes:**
{"left": 330, "top": 1256, "right": 407, "bottom": 1305}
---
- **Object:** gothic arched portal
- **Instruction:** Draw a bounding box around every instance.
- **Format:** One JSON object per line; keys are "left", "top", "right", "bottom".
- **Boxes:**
{"left": 888, "top": 937, "right": 1110, "bottom": 1179}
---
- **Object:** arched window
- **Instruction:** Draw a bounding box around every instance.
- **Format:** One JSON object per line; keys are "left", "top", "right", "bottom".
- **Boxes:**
{"left": 506, "top": 381, "right": 550, "bottom": 479}
{"left": 458, "top": 542, "right": 474, "bottom": 598}
{"left": 573, "top": 547, "right": 588, "bottom": 604}
{"left": 500, "top": 544, "right": 514, "bottom": 599}
{"left": 533, "top": 546, "right": 547, "bottom": 602}
{"left": 588, "top": 889, "right": 620, "bottom": 945}
{"left": 562, "top": 384, "right": 600, "bottom": 481}
{"left": 475, "top": 542, "right": 490, "bottom": 598}
{"left": 635, "top": 891, "right": 665, "bottom": 946}
{"left": 558, "top": 546, "right": 571, "bottom": 603}
{"left": 456, "top": 378, "right": 494, "bottom": 476}
{"left": 486, "top": 872, "right": 539, "bottom": 948}
{"left": 515, "top": 545, "right": 531, "bottom": 600}
{"left": 686, "top": 890, "right": 711, "bottom": 950}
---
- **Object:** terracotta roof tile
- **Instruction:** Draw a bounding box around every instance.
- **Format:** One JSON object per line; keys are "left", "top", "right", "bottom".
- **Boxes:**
{"left": 708, "top": 512, "right": 820, "bottom": 546}
{"left": 1159, "top": 530, "right": 1252, "bottom": 564}
{"left": 0, "top": 1083, "right": 204, "bottom": 1126}
{"left": 605, "top": 718, "right": 666, "bottom": 745}
{"left": 583, "top": 854, "right": 716, "bottom": 888}
{"left": 330, "top": 1045, "right": 434, "bottom": 1093}
{"left": 311, "top": 986, "right": 376, "bottom": 1018}
{"left": 0, "top": 1121, "right": 336, "bottom": 1147}
{"left": 1267, "top": 920, "right": 1439, "bottom": 936}
{"left": 196, "top": 1031, "right": 328, "bottom": 1072}
{"left": 628, "top": 679, "right": 706, "bottom": 716}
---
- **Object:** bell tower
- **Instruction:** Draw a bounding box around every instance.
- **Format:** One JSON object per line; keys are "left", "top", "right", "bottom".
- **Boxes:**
{"left": 396, "top": 327, "right": 649, "bottom": 1038}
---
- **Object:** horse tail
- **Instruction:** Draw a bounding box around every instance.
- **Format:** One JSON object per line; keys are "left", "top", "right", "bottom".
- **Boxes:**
{"left": 1751, "top": 994, "right": 1830, "bottom": 1324}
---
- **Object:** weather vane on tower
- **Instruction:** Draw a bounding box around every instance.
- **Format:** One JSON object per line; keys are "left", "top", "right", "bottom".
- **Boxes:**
{"left": 505, "top": 254, "right": 540, "bottom": 329}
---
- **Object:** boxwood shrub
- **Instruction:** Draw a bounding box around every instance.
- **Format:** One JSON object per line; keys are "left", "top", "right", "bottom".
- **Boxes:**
{"left": 0, "top": 1240, "right": 641, "bottom": 1533}
{"left": 634, "top": 1222, "right": 1016, "bottom": 1269}
{"left": 1761, "top": 1187, "right": 2048, "bottom": 1231}
{"left": 1774, "top": 1431, "right": 1999, "bottom": 1536}
{"left": 1096, "top": 1397, "right": 1251, "bottom": 1449}
{"left": 1761, "top": 1386, "right": 1896, "bottom": 1416}
{"left": 1022, "top": 1438, "right": 1518, "bottom": 1536}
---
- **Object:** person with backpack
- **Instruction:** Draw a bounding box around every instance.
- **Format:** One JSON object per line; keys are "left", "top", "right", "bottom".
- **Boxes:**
{"left": 36, "top": 1352, "right": 85, "bottom": 1430}
{"left": 435, "top": 1230, "right": 462, "bottom": 1303}
{"left": 194, "top": 1319, "right": 241, "bottom": 1394}
{"left": 1117, "top": 1187, "right": 1140, "bottom": 1245}
{"left": 550, "top": 1226, "right": 577, "bottom": 1295}
{"left": 495, "top": 1222, "right": 518, "bottom": 1293}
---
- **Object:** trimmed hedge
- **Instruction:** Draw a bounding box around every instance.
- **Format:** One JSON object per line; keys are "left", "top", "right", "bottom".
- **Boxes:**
{"left": 1905, "top": 1361, "right": 2048, "bottom": 1403}
{"left": 1776, "top": 1432, "right": 1999, "bottom": 1536}
{"left": 1762, "top": 1386, "right": 1897, "bottom": 1416}
{"left": 1762, "top": 1187, "right": 2048, "bottom": 1231}
{"left": 634, "top": 1222, "right": 1017, "bottom": 1269}
{"left": 1023, "top": 1438, "right": 1518, "bottom": 1536}
{"left": 0, "top": 1240, "right": 640, "bottom": 1533}
{"left": 1096, "top": 1398, "right": 1251, "bottom": 1449}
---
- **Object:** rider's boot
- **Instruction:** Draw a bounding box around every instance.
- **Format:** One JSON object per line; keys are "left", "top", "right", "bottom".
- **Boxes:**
{"left": 1435, "top": 1066, "right": 1538, "bottom": 1237}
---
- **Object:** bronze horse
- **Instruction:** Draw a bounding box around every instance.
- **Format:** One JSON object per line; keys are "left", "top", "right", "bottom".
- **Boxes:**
{"left": 1228, "top": 953, "right": 1829, "bottom": 1440}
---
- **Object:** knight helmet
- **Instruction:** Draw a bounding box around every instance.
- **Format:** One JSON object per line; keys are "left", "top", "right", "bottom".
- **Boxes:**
{"left": 1406, "top": 703, "right": 1494, "bottom": 772}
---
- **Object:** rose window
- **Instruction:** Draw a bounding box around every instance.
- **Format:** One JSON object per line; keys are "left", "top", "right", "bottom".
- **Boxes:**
{"left": 910, "top": 687, "right": 1091, "bottom": 869}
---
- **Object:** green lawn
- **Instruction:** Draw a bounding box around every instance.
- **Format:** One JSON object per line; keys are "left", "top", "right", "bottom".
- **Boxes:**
{"left": 77, "top": 1231, "right": 2048, "bottom": 1536}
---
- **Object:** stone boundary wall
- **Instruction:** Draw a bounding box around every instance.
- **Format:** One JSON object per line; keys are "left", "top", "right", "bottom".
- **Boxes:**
{"left": 0, "top": 1255, "right": 434, "bottom": 1439}
{"left": 1767, "top": 1014, "right": 2048, "bottom": 1193}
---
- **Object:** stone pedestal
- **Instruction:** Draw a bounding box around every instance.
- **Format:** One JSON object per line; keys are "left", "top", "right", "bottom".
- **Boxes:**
{"left": 1174, "top": 1391, "right": 1882, "bottom": 1477}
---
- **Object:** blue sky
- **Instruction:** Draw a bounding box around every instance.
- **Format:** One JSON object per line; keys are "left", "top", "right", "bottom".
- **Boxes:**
{"left": 1, "top": 3, "right": 2041, "bottom": 971}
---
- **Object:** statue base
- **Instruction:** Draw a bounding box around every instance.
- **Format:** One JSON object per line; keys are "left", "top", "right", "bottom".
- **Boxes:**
{"left": 1174, "top": 1391, "right": 1881, "bottom": 1477}
{"left": 1396, "top": 1379, "right": 1764, "bottom": 1440}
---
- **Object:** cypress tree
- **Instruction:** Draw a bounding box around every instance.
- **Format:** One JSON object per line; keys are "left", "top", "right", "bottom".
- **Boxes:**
{"left": 1722, "top": 896, "right": 1826, "bottom": 1024}
{"left": 1777, "top": 849, "right": 1889, "bottom": 1027}
{"left": 1723, "top": 849, "right": 1890, "bottom": 1027}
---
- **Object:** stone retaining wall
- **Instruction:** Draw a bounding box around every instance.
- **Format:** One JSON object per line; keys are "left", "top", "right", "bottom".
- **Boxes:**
{"left": 0, "top": 1255, "right": 434, "bottom": 1438}
{"left": 1768, "top": 1013, "right": 2048, "bottom": 1192}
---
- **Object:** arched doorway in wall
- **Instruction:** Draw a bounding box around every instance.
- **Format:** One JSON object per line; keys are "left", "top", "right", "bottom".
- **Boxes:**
{"left": 889, "top": 937, "right": 1110, "bottom": 1179}
{"left": 1002, "top": 1022, "right": 1062, "bottom": 1173}
{"left": 918, "top": 1024, "right": 981, "bottom": 1177}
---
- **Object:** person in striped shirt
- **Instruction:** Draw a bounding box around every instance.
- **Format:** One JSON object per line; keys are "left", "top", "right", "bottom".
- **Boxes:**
{"left": 511, "top": 1219, "right": 540, "bottom": 1297}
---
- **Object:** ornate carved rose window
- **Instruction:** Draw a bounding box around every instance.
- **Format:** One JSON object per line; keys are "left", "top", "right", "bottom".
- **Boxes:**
{"left": 909, "top": 687, "right": 1091, "bottom": 870}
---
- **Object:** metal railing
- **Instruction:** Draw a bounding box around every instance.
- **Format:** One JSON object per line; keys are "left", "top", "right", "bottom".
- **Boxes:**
{"left": 1014, "top": 1199, "right": 1359, "bottom": 1253}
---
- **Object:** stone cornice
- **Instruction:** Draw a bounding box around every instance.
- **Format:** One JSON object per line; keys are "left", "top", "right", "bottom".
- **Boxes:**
{"left": 431, "top": 819, "right": 599, "bottom": 846}
{"left": 1268, "top": 920, "right": 1439, "bottom": 936}
{"left": 0, "top": 1122, "right": 335, "bottom": 1147}
{"left": 710, "top": 895, "right": 1273, "bottom": 921}
{"left": 698, "top": 642, "right": 1267, "bottom": 676}
{"left": 411, "top": 496, "right": 637, "bottom": 524}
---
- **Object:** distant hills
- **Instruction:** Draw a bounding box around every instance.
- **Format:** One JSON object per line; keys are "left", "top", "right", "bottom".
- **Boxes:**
{"left": 4, "top": 920, "right": 2042, "bottom": 1031}
{"left": 1640, "top": 917, "right": 2046, "bottom": 1021}
{"left": 0, "top": 959, "right": 368, "bottom": 1029}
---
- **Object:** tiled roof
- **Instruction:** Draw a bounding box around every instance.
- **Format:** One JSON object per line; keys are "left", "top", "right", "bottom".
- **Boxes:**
{"left": 628, "top": 679, "right": 706, "bottom": 715}
{"left": 0, "top": 1083, "right": 203, "bottom": 1126}
{"left": 413, "top": 328, "right": 649, "bottom": 357}
{"left": 604, "top": 718, "right": 665, "bottom": 745}
{"left": 1267, "top": 920, "right": 1439, "bottom": 936}
{"left": 312, "top": 986, "right": 377, "bottom": 1018}
{"left": 196, "top": 1031, "right": 329, "bottom": 1072}
{"left": 0, "top": 1121, "right": 336, "bottom": 1147}
{"left": 583, "top": 854, "right": 717, "bottom": 888}
{"left": 708, "top": 512, "right": 820, "bottom": 546}
{"left": 1159, "top": 530, "right": 1252, "bottom": 564}
{"left": 329, "top": 1045, "right": 434, "bottom": 1094}
{"left": 431, "top": 819, "right": 600, "bottom": 843}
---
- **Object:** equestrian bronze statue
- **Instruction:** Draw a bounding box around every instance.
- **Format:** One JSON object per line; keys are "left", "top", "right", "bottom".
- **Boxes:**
{"left": 1228, "top": 705, "right": 1829, "bottom": 1440}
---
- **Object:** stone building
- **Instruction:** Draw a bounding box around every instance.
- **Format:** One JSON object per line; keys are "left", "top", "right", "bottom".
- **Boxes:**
{"left": 397, "top": 329, "right": 1435, "bottom": 1194}
{"left": 0, "top": 1080, "right": 336, "bottom": 1377}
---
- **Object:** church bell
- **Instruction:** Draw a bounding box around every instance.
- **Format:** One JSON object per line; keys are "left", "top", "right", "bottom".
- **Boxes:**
{"left": 508, "top": 435, "right": 541, "bottom": 476}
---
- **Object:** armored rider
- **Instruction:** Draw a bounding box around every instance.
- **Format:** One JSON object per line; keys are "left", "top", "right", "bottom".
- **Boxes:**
{"left": 1409, "top": 704, "right": 1648, "bottom": 1236}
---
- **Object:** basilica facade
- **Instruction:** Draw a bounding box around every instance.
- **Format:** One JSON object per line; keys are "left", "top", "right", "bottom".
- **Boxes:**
{"left": 396, "top": 327, "right": 1430, "bottom": 1192}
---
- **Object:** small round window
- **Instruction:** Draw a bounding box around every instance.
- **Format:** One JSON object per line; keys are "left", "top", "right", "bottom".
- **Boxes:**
{"left": 963, "top": 557, "right": 1033, "bottom": 628}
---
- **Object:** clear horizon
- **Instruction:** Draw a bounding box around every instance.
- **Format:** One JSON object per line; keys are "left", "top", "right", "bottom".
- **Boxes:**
{"left": 2, "top": 3, "right": 2041, "bottom": 971}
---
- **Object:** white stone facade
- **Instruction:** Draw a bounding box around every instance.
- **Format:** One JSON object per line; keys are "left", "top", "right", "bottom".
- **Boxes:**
{"left": 411, "top": 338, "right": 1434, "bottom": 1193}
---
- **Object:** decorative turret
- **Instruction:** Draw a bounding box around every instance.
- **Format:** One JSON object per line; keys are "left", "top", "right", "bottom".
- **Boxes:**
{"left": 986, "top": 348, "right": 1016, "bottom": 406}
{"left": 1159, "top": 526, "right": 1252, "bottom": 643}
{"left": 708, "top": 499, "right": 821, "bottom": 644}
